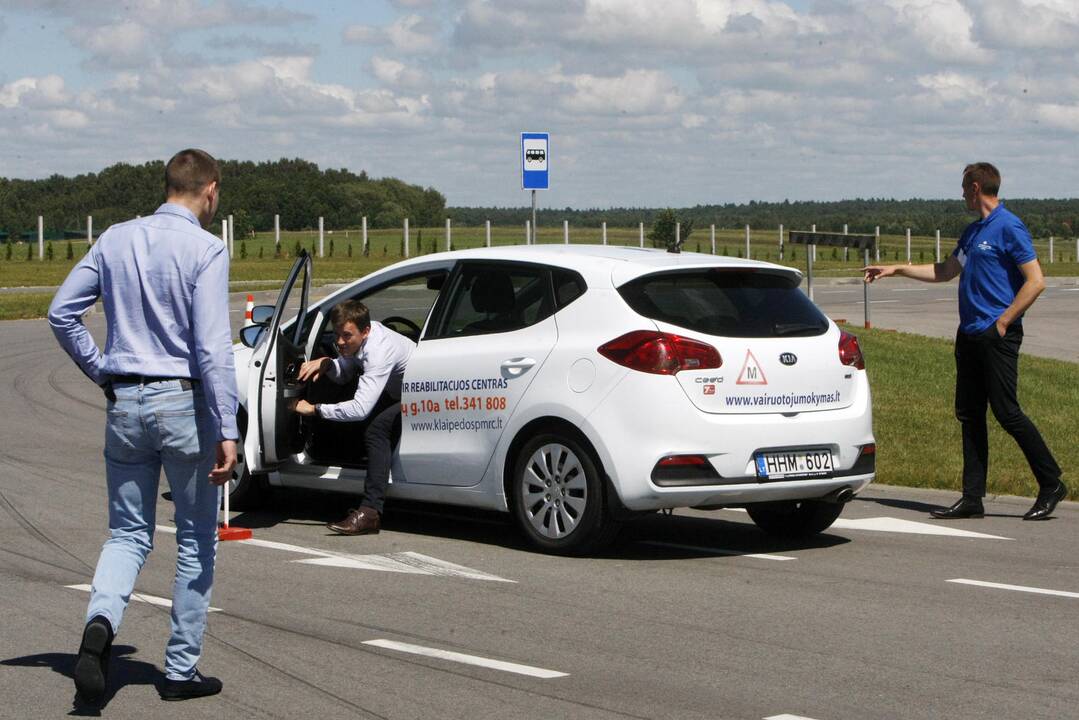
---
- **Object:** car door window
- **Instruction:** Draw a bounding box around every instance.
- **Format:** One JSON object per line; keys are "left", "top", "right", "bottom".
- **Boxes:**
{"left": 430, "top": 263, "right": 554, "bottom": 339}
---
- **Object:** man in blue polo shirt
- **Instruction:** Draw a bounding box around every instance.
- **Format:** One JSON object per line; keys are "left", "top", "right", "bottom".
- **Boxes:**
{"left": 864, "top": 162, "right": 1065, "bottom": 521}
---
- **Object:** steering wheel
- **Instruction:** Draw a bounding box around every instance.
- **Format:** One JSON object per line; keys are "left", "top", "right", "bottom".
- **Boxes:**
{"left": 381, "top": 315, "right": 422, "bottom": 342}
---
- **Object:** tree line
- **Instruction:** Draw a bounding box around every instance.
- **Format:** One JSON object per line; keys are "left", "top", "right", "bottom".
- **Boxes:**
{"left": 0, "top": 158, "right": 446, "bottom": 239}
{"left": 448, "top": 197, "right": 1078, "bottom": 239}
{"left": 2, "top": 158, "right": 1075, "bottom": 240}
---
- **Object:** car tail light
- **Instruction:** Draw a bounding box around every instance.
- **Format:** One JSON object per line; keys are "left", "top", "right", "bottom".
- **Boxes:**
{"left": 657, "top": 454, "right": 710, "bottom": 467}
{"left": 598, "top": 331, "right": 722, "bottom": 375}
{"left": 651, "top": 454, "right": 722, "bottom": 486}
{"left": 838, "top": 330, "right": 865, "bottom": 370}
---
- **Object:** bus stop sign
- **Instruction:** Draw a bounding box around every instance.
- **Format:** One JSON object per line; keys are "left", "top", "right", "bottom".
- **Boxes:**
{"left": 522, "top": 132, "right": 549, "bottom": 189}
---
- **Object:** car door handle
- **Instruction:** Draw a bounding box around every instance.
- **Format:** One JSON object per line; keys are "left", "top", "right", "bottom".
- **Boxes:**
{"left": 501, "top": 357, "right": 537, "bottom": 378}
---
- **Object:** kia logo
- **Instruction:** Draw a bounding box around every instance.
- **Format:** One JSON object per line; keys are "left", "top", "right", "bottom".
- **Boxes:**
{"left": 779, "top": 352, "right": 797, "bottom": 366}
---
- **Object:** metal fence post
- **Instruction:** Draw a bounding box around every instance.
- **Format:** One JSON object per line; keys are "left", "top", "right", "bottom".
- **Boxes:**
{"left": 843, "top": 224, "right": 849, "bottom": 261}
{"left": 525, "top": 220, "right": 531, "bottom": 245}
{"left": 446, "top": 218, "right": 452, "bottom": 252}
{"left": 274, "top": 214, "right": 280, "bottom": 252}
{"left": 1049, "top": 235, "right": 1054, "bottom": 263}
{"left": 37, "top": 216, "right": 43, "bottom": 259}
{"left": 875, "top": 226, "right": 880, "bottom": 262}
{"left": 711, "top": 224, "right": 716, "bottom": 255}
{"left": 676, "top": 222, "right": 681, "bottom": 250}
{"left": 87, "top": 215, "right": 93, "bottom": 246}
{"left": 221, "top": 219, "right": 227, "bottom": 246}
{"left": 403, "top": 218, "right": 409, "bottom": 258}
{"left": 745, "top": 224, "right": 750, "bottom": 259}
{"left": 602, "top": 221, "right": 607, "bottom": 246}
{"left": 811, "top": 223, "right": 816, "bottom": 262}
{"left": 563, "top": 220, "right": 569, "bottom": 245}
{"left": 936, "top": 230, "right": 941, "bottom": 262}
{"left": 318, "top": 216, "right": 324, "bottom": 258}
{"left": 906, "top": 228, "right": 911, "bottom": 263}
{"left": 779, "top": 223, "right": 784, "bottom": 260}
{"left": 639, "top": 222, "right": 644, "bottom": 248}
{"left": 485, "top": 220, "right": 491, "bottom": 248}
{"left": 362, "top": 216, "right": 368, "bottom": 255}
{"left": 228, "top": 214, "right": 234, "bottom": 258}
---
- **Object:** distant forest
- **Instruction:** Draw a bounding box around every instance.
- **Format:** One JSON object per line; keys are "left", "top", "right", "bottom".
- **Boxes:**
{"left": 2, "top": 159, "right": 1076, "bottom": 239}
{"left": 0, "top": 158, "right": 446, "bottom": 239}
{"left": 447, "top": 198, "right": 1079, "bottom": 239}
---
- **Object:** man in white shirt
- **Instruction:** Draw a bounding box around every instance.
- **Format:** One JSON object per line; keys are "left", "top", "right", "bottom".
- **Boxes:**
{"left": 293, "top": 300, "right": 414, "bottom": 534}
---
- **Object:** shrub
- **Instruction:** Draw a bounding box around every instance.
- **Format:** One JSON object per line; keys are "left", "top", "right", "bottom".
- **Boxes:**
{"left": 66, "top": 241, "right": 74, "bottom": 260}
{"left": 45, "top": 241, "right": 54, "bottom": 261}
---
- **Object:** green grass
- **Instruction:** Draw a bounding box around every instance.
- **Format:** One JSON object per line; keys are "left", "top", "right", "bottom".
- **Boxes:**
{"left": 0, "top": 293, "right": 56, "bottom": 320}
{"left": 848, "top": 324, "right": 1076, "bottom": 499}
{"left": 3, "top": 226, "right": 1077, "bottom": 287}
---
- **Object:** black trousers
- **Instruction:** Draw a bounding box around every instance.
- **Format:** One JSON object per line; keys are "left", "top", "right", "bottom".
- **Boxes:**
{"left": 361, "top": 401, "right": 402, "bottom": 513}
{"left": 954, "top": 324, "right": 1060, "bottom": 498}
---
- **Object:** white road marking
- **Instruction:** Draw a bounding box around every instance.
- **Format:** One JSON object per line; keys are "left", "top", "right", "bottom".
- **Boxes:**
{"left": 638, "top": 540, "right": 796, "bottom": 561}
{"left": 890, "top": 288, "right": 932, "bottom": 292}
{"left": 947, "top": 579, "right": 1079, "bottom": 599}
{"left": 831, "top": 517, "right": 1010, "bottom": 539}
{"left": 816, "top": 290, "right": 857, "bottom": 295}
{"left": 155, "top": 525, "right": 514, "bottom": 582}
{"left": 1058, "top": 288, "right": 1079, "bottom": 292}
{"left": 362, "top": 639, "right": 567, "bottom": 679}
{"left": 765, "top": 715, "right": 821, "bottom": 720}
{"left": 65, "top": 584, "right": 222, "bottom": 612}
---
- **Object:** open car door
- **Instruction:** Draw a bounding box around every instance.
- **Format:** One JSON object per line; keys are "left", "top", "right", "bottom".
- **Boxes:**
{"left": 245, "top": 251, "right": 312, "bottom": 472}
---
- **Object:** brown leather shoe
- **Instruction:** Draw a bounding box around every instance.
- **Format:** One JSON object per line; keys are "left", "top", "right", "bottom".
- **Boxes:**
{"left": 328, "top": 507, "right": 380, "bottom": 535}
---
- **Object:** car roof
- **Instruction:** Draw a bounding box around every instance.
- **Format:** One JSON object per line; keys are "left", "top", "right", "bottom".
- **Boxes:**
{"left": 390, "top": 244, "right": 803, "bottom": 288}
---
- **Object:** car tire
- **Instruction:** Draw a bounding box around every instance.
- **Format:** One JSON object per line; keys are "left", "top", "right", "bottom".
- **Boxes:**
{"left": 511, "top": 432, "right": 619, "bottom": 555}
{"left": 228, "top": 411, "right": 268, "bottom": 511}
{"left": 746, "top": 499, "right": 843, "bottom": 537}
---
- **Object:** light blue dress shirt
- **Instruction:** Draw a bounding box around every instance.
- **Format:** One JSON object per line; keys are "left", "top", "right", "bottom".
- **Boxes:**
{"left": 319, "top": 321, "right": 414, "bottom": 422}
{"left": 48, "top": 203, "right": 239, "bottom": 441}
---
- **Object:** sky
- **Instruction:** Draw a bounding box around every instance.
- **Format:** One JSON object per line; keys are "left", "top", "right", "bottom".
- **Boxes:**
{"left": 1, "top": 0, "right": 1077, "bottom": 208}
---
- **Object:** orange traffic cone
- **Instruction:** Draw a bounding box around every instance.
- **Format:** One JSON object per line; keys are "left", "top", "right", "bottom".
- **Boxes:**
{"left": 243, "top": 294, "right": 254, "bottom": 327}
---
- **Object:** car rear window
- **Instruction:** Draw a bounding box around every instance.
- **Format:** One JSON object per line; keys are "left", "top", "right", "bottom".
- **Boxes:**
{"left": 617, "top": 269, "right": 828, "bottom": 338}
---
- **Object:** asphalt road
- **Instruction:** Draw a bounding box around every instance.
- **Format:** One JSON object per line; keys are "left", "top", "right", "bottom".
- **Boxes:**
{"left": 1, "top": 287, "right": 1076, "bottom": 720}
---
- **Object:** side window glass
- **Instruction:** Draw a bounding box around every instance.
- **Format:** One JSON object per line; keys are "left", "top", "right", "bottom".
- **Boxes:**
{"left": 552, "top": 268, "right": 586, "bottom": 309}
{"left": 435, "top": 264, "right": 553, "bottom": 338}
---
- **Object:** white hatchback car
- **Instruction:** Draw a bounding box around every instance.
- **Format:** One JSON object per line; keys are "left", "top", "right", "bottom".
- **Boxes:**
{"left": 232, "top": 245, "right": 875, "bottom": 553}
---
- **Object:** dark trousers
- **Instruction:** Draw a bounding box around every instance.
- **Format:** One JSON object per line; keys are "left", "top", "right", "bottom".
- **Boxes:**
{"left": 954, "top": 324, "right": 1060, "bottom": 498}
{"left": 361, "top": 401, "right": 402, "bottom": 513}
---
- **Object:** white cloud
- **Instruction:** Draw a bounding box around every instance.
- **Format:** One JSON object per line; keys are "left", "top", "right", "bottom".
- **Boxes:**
{"left": 344, "top": 13, "right": 441, "bottom": 54}
{"left": 968, "top": 0, "right": 1079, "bottom": 50}
{"left": 371, "top": 57, "right": 428, "bottom": 88}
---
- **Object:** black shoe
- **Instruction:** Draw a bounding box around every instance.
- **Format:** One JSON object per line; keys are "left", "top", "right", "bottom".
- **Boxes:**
{"left": 931, "top": 497, "right": 984, "bottom": 519}
{"left": 159, "top": 669, "right": 223, "bottom": 701}
{"left": 74, "top": 616, "right": 113, "bottom": 704}
{"left": 1023, "top": 481, "right": 1068, "bottom": 521}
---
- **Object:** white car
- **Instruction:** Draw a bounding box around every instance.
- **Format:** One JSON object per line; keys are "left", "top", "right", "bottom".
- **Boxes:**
{"left": 232, "top": 245, "right": 875, "bottom": 554}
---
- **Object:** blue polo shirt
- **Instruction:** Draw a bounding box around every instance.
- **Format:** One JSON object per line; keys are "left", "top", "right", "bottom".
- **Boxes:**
{"left": 951, "top": 202, "right": 1037, "bottom": 335}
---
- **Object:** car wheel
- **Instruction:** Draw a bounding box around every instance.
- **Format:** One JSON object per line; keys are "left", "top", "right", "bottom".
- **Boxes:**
{"left": 228, "top": 412, "right": 268, "bottom": 511}
{"left": 511, "top": 433, "right": 619, "bottom": 555}
{"left": 746, "top": 499, "right": 843, "bottom": 537}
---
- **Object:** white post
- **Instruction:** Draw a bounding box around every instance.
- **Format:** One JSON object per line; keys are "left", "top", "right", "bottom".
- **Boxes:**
{"left": 403, "top": 218, "right": 410, "bottom": 258}
{"left": 37, "top": 216, "right": 43, "bottom": 259}
{"left": 1049, "top": 235, "right": 1054, "bottom": 263}
{"left": 745, "top": 224, "right": 750, "bottom": 259}
{"left": 563, "top": 220, "right": 569, "bottom": 245}
{"left": 710, "top": 224, "right": 716, "bottom": 255}
{"left": 485, "top": 220, "right": 491, "bottom": 248}
{"left": 676, "top": 222, "right": 681, "bottom": 249}
{"left": 318, "top": 216, "right": 324, "bottom": 258}
{"left": 906, "top": 228, "right": 911, "bottom": 263}
{"left": 274, "top": 214, "right": 280, "bottom": 251}
{"left": 602, "top": 221, "right": 607, "bottom": 246}
{"left": 935, "top": 229, "right": 941, "bottom": 262}
{"left": 221, "top": 219, "right": 228, "bottom": 246}
{"left": 639, "top": 222, "right": 644, "bottom": 248}
{"left": 228, "top": 214, "right": 234, "bottom": 258}
{"left": 362, "top": 216, "right": 368, "bottom": 255}
{"left": 843, "top": 223, "right": 849, "bottom": 261}
{"left": 811, "top": 223, "right": 816, "bottom": 262}
{"left": 445, "top": 218, "right": 452, "bottom": 252}
{"left": 779, "top": 223, "right": 784, "bottom": 260}
{"left": 87, "top": 215, "right": 93, "bottom": 246}
{"left": 875, "top": 226, "right": 880, "bottom": 262}
{"left": 525, "top": 220, "right": 531, "bottom": 244}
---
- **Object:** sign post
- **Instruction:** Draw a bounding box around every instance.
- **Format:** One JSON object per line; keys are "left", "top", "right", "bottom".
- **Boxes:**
{"left": 521, "top": 132, "right": 549, "bottom": 245}
{"left": 788, "top": 230, "right": 877, "bottom": 328}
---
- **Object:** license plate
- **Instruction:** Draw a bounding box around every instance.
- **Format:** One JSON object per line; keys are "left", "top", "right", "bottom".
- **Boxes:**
{"left": 755, "top": 449, "right": 833, "bottom": 480}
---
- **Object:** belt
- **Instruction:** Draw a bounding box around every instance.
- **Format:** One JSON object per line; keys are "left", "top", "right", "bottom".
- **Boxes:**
{"left": 110, "top": 375, "right": 198, "bottom": 390}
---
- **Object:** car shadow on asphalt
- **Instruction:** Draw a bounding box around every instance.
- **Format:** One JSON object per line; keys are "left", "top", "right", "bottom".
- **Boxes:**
{"left": 0, "top": 645, "right": 159, "bottom": 715}
{"left": 225, "top": 489, "right": 847, "bottom": 558}
{"left": 853, "top": 496, "right": 1027, "bottom": 519}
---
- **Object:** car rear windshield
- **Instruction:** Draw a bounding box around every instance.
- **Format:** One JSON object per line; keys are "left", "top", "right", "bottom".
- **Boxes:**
{"left": 617, "top": 269, "right": 828, "bottom": 338}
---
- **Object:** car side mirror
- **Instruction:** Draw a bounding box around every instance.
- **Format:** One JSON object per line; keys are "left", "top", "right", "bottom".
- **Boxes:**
{"left": 426, "top": 274, "right": 446, "bottom": 291}
{"left": 251, "top": 304, "right": 274, "bottom": 324}
{"left": 240, "top": 325, "right": 265, "bottom": 348}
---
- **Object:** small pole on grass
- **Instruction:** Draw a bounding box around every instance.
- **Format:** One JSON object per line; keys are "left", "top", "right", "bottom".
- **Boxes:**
{"left": 811, "top": 224, "right": 816, "bottom": 263}
{"left": 1049, "top": 235, "right": 1054, "bottom": 263}
{"left": 403, "top": 218, "right": 410, "bottom": 258}
{"left": 228, "top": 214, "right": 234, "bottom": 258}
{"left": 221, "top": 219, "right": 227, "bottom": 246}
{"left": 38, "top": 216, "right": 44, "bottom": 259}
{"left": 563, "top": 220, "right": 569, "bottom": 245}
{"left": 843, "top": 224, "right": 849, "bottom": 262}
{"left": 864, "top": 246, "right": 872, "bottom": 329}
{"left": 676, "top": 222, "right": 681, "bottom": 250}
{"left": 602, "top": 221, "right": 607, "bottom": 246}
{"left": 445, "top": 218, "right": 452, "bottom": 252}
{"left": 525, "top": 220, "right": 531, "bottom": 245}
{"left": 779, "top": 223, "right": 784, "bottom": 260}
{"left": 875, "top": 226, "right": 880, "bottom": 262}
{"left": 936, "top": 230, "right": 941, "bottom": 262}
{"left": 274, "top": 214, "right": 280, "bottom": 252}
{"left": 639, "top": 222, "right": 644, "bottom": 248}
{"left": 711, "top": 224, "right": 716, "bottom": 255}
{"left": 485, "top": 220, "right": 491, "bottom": 248}
{"left": 318, "top": 217, "right": 324, "bottom": 258}
{"left": 745, "top": 224, "right": 750, "bottom": 259}
{"left": 906, "top": 228, "right": 911, "bottom": 263}
{"left": 362, "top": 216, "right": 368, "bottom": 255}
{"left": 87, "top": 216, "right": 93, "bottom": 246}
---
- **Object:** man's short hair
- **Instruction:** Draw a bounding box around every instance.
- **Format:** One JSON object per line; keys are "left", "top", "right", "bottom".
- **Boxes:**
{"left": 330, "top": 300, "right": 371, "bottom": 332}
{"left": 165, "top": 149, "right": 220, "bottom": 197}
{"left": 963, "top": 162, "right": 1000, "bottom": 196}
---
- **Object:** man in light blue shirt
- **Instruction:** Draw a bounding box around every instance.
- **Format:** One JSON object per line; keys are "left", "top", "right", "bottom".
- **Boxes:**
{"left": 49, "top": 149, "right": 238, "bottom": 704}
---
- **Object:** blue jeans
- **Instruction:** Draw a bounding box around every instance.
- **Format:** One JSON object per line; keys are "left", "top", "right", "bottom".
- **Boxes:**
{"left": 86, "top": 379, "right": 218, "bottom": 681}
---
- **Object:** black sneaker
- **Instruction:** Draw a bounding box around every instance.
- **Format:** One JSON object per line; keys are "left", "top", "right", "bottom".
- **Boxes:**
{"left": 159, "top": 669, "right": 223, "bottom": 701}
{"left": 74, "top": 616, "right": 113, "bottom": 704}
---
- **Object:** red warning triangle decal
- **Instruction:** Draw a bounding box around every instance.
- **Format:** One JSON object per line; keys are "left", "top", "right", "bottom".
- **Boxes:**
{"left": 736, "top": 349, "right": 768, "bottom": 385}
